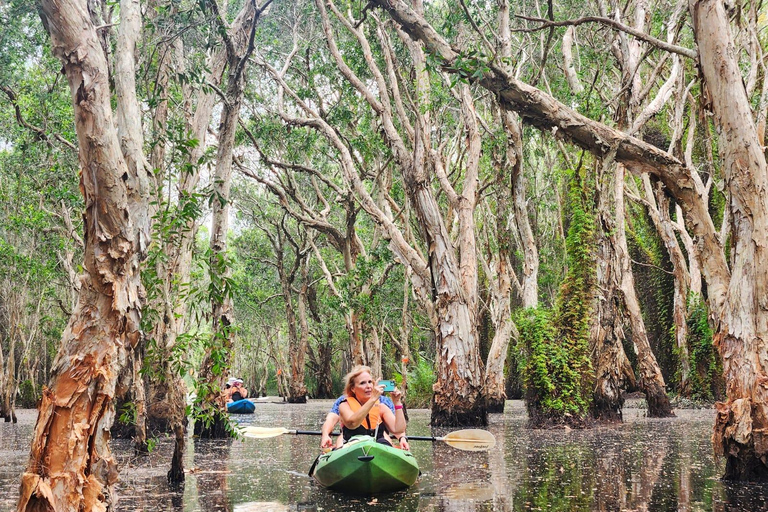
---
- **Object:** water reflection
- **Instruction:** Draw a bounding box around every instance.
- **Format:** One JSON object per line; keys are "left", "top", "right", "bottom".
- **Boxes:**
{"left": 7, "top": 401, "right": 768, "bottom": 510}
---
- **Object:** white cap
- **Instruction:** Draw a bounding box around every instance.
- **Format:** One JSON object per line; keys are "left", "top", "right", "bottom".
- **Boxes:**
{"left": 227, "top": 377, "right": 237, "bottom": 386}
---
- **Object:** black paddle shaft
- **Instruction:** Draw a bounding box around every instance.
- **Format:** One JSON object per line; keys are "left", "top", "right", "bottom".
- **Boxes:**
{"left": 294, "top": 430, "right": 340, "bottom": 436}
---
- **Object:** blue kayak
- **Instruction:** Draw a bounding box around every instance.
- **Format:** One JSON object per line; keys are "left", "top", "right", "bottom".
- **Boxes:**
{"left": 227, "top": 399, "right": 255, "bottom": 414}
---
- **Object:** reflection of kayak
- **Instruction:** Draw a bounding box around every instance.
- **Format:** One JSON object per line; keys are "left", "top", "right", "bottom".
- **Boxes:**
{"left": 227, "top": 399, "right": 255, "bottom": 414}
{"left": 311, "top": 435, "right": 419, "bottom": 494}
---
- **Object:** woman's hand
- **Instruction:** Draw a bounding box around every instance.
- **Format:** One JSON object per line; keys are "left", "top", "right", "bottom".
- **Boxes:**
{"left": 320, "top": 433, "right": 333, "bottom": 450}
{"left": 371, "top": 383, "right": 384, "bottom": 402}
{"left": 390, "top": 388, "right": 403, "bottom": 405}
{"left": 398, "top": 437, "right": 410, "bottom": 451}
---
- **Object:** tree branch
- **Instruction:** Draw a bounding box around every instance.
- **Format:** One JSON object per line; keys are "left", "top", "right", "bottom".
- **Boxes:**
{"left": 514, "top": 14, "right": 697, "bottom": 60}
{"left": 0, "top": 85, "right": 76, "bottom": 150}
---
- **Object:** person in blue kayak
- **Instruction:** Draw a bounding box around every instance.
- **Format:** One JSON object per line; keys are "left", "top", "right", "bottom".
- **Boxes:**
{"left": 332, "top": 365, "right": 409, "bottom": 450}
{"left": 225, "top": 377, "right": 248, "bottom": 402}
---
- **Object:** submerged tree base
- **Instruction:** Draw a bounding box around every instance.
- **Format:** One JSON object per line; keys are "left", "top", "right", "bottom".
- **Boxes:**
{"left": 643, "top": 382, "right": 675, "bottom": 418}
{"left": 193, "top": 412, "right": 230, "bottom": 439}
{"left": 715, "top": 399, "right": 768, "bottom": 481}
{"left": 591, "top": 395, "right": 624, "bottom": 423}
{"left": 486, "top": 397, "right": 506, "bottom": 414}
{"left": 527, "top": 405, "right": 591, "bottom": 429}
{"left": 431, "top": 403, "right": 488, "bottom": 427}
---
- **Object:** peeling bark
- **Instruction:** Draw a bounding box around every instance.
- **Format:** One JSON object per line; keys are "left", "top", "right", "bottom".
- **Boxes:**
{"left": 692, "top": 0, "right": 768, "bottom": 481}
{"left": 18, "top": 1, "right": 149, "bottom": 509}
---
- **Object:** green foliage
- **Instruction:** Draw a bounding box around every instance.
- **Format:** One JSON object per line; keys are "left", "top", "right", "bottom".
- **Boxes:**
{"left": 626, "top": 197, "right": 675, "bottom": 382}
{"left": 405, "top": 355, "right": 436, "bottom": 409}
{"left": 684, "top": 294, "right": 723, "bottom": 401}
{"left": 17, "top": 379, "right": 39, "bottom": 408}
{"left": 516, "top": 169, "right": 595, "bottom": 425}
{"left": 515, "top": 308, "right": 590, "bottom": 419}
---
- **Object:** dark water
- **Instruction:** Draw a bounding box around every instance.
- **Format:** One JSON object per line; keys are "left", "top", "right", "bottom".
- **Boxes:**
{"left": 3, "top": 400, "right": 768, "bottom": 511}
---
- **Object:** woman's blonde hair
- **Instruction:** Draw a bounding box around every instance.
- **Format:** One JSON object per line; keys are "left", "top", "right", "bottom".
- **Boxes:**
{"left": 343, "top": 365, "right": 374, "bottom": 397}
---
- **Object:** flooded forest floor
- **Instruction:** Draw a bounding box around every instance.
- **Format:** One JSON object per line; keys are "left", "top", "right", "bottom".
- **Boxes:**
{"left": 2, "top": 399, "right": 768, "bottom": 511}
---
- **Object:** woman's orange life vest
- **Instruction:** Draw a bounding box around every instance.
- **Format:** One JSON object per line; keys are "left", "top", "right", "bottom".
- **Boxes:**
{"left": 342, "top": 395, "right": 382, "bottom": 440}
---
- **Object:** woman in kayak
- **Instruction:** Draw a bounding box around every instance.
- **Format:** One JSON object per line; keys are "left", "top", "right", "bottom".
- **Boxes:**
{"left": 337, "top": 366, "right": 409, "bottom": 450}
{"left": 225, "top": 377, "right": 248, "bottom": 402}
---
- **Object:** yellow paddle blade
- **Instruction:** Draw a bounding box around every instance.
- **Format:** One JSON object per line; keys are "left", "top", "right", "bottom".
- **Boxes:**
{"left": 240, "top": 426, "right": 291, "bottom": 438}
{"left": 440, "top": 429, "right": 496, "bottom": 451}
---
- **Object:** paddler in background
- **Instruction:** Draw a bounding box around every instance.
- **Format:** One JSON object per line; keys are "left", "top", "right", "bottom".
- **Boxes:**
{"left": 225, "top": 377, "right": 248, "bottom": 402}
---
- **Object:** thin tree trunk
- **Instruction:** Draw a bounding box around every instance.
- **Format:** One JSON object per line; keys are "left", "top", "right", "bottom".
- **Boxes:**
{"left": 641, "top": 174, "right": 692, "bottom": 396}
{"left": 288, "top": 258, "right": 309, "bottom": 403}
{"left": 195, "top": 0, "right": 263, "bottom": 437}
{"left": 592, "top": 158, "right": 635, "bottom": 423}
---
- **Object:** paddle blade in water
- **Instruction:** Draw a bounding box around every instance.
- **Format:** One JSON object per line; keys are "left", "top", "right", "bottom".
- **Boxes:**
{"left": 241, "top": 426, "right": 291, "bottom": 438}
{"left": 441, "top": 429, "right": 496, "bottom": 451}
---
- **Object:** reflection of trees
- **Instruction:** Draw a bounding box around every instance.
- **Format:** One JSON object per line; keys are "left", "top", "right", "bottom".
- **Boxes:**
{"left": 194, "top": 439, "right": 232, "bottom": 512}
{"left": 489, "top": 423, "right": 513, "bottom": 512}
{"left": 594, "top": 438, "right": 626, "bottom": 512}
{"left": 432, "top": 439, "right": 492, "bottom": 512}
{"left": 628, "top": 438, "right": 668, "bottom": 511}
{"left": 514, "top": 444, "right": 596, "bottom": 510}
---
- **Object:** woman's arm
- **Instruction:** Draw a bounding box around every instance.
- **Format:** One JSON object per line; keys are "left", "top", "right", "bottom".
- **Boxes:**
{"left": 388, "top": 388, "right": 407, "bottom": 434}
{"left": 339, "top": 387, "right": 382, "bottom": 429}
{"left": 381, "top": 404, "right": 406, "bottom": 435}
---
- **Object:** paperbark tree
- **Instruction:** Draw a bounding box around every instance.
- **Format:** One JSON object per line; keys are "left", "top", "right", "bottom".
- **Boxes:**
{"left": 194, "top": 0, "right": 268, "bottom": 438}
{"left": 370, "top": 0, "right": 768, "bottom": 480}
{"left": 256, "top": 0, "right": 487, "bottom": 425}
{"left": 481, "top": 0, "right": 539, "bottom": 413}
{"left": 18, "top": 0, "right": 150, "bottom": 509}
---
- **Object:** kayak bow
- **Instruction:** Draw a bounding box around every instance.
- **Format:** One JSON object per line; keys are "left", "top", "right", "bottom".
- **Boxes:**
{"left": 311, "top": 435, "right": 419, "bottom": 494}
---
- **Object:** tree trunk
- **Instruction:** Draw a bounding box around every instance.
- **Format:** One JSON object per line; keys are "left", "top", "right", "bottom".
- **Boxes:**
{"left": 615, "top": 164, "right": 674, "bottom": 418}
{"left": 641, "top": 175, "right": 693, "bottom": 396}
{"left": 591, "top": 159, "right": 635, "bottom": 423}
{"left": 18, "top": 1, "right": 148, "bottom": 509}
{"left": 315, "top": 331, "right": 334, "bottom": 398}
{"left": 692, "top": 0, "right": 768, "bottom": 480}
{"left": 288, "top": 259, "right": 309, "bottom": 403}
{"left": 195, "top": 1, "right": 262, "bottom": 437}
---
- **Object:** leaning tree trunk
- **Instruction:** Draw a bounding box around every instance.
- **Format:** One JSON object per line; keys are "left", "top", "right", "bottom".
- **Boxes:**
{"left": 615, "top": 163, "right": 675, "bottom": 418}
{"left": 692, "top": 0, "right": 768, "bottom": 480}
{"left": 149, "top": 0, "right": 258, "bottom": 480}
{"left": 482, "top": 106, "right": 517, "bottom": 413}
{"left": 642, "top": 174, "right": 693, "bottom": 397}
{"left": 18, "top": 0, "right": 149, "bottom": 509}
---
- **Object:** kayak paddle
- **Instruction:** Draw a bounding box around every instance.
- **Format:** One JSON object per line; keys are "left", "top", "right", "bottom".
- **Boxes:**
{"left": 240, "top": 426, "right": 328, "bottom": 438}
{"left": 241, "top": 426, "right": 495, "bottom": 451}
{"left": 406, "top": 429, "right": 496, "bottom": 451}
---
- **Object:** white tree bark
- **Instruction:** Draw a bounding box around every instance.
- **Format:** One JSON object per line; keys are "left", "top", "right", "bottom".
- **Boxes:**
{"left": 19, "top": 0, "right": 149, "bottom": 508}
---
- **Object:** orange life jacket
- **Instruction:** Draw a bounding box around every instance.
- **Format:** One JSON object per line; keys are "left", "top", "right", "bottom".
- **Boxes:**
{"left": 342, "top": 395, "right": 382, "bottom": 440}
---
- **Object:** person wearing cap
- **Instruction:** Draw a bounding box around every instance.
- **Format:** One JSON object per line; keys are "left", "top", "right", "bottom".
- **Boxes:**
{"left": 225, "top": 377, "right": 248, "bottom": 402}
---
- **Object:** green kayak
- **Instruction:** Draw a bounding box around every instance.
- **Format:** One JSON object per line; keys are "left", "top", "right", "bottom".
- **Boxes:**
{"left": 311, "top": 435, "right": 419, "bottom": 494}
